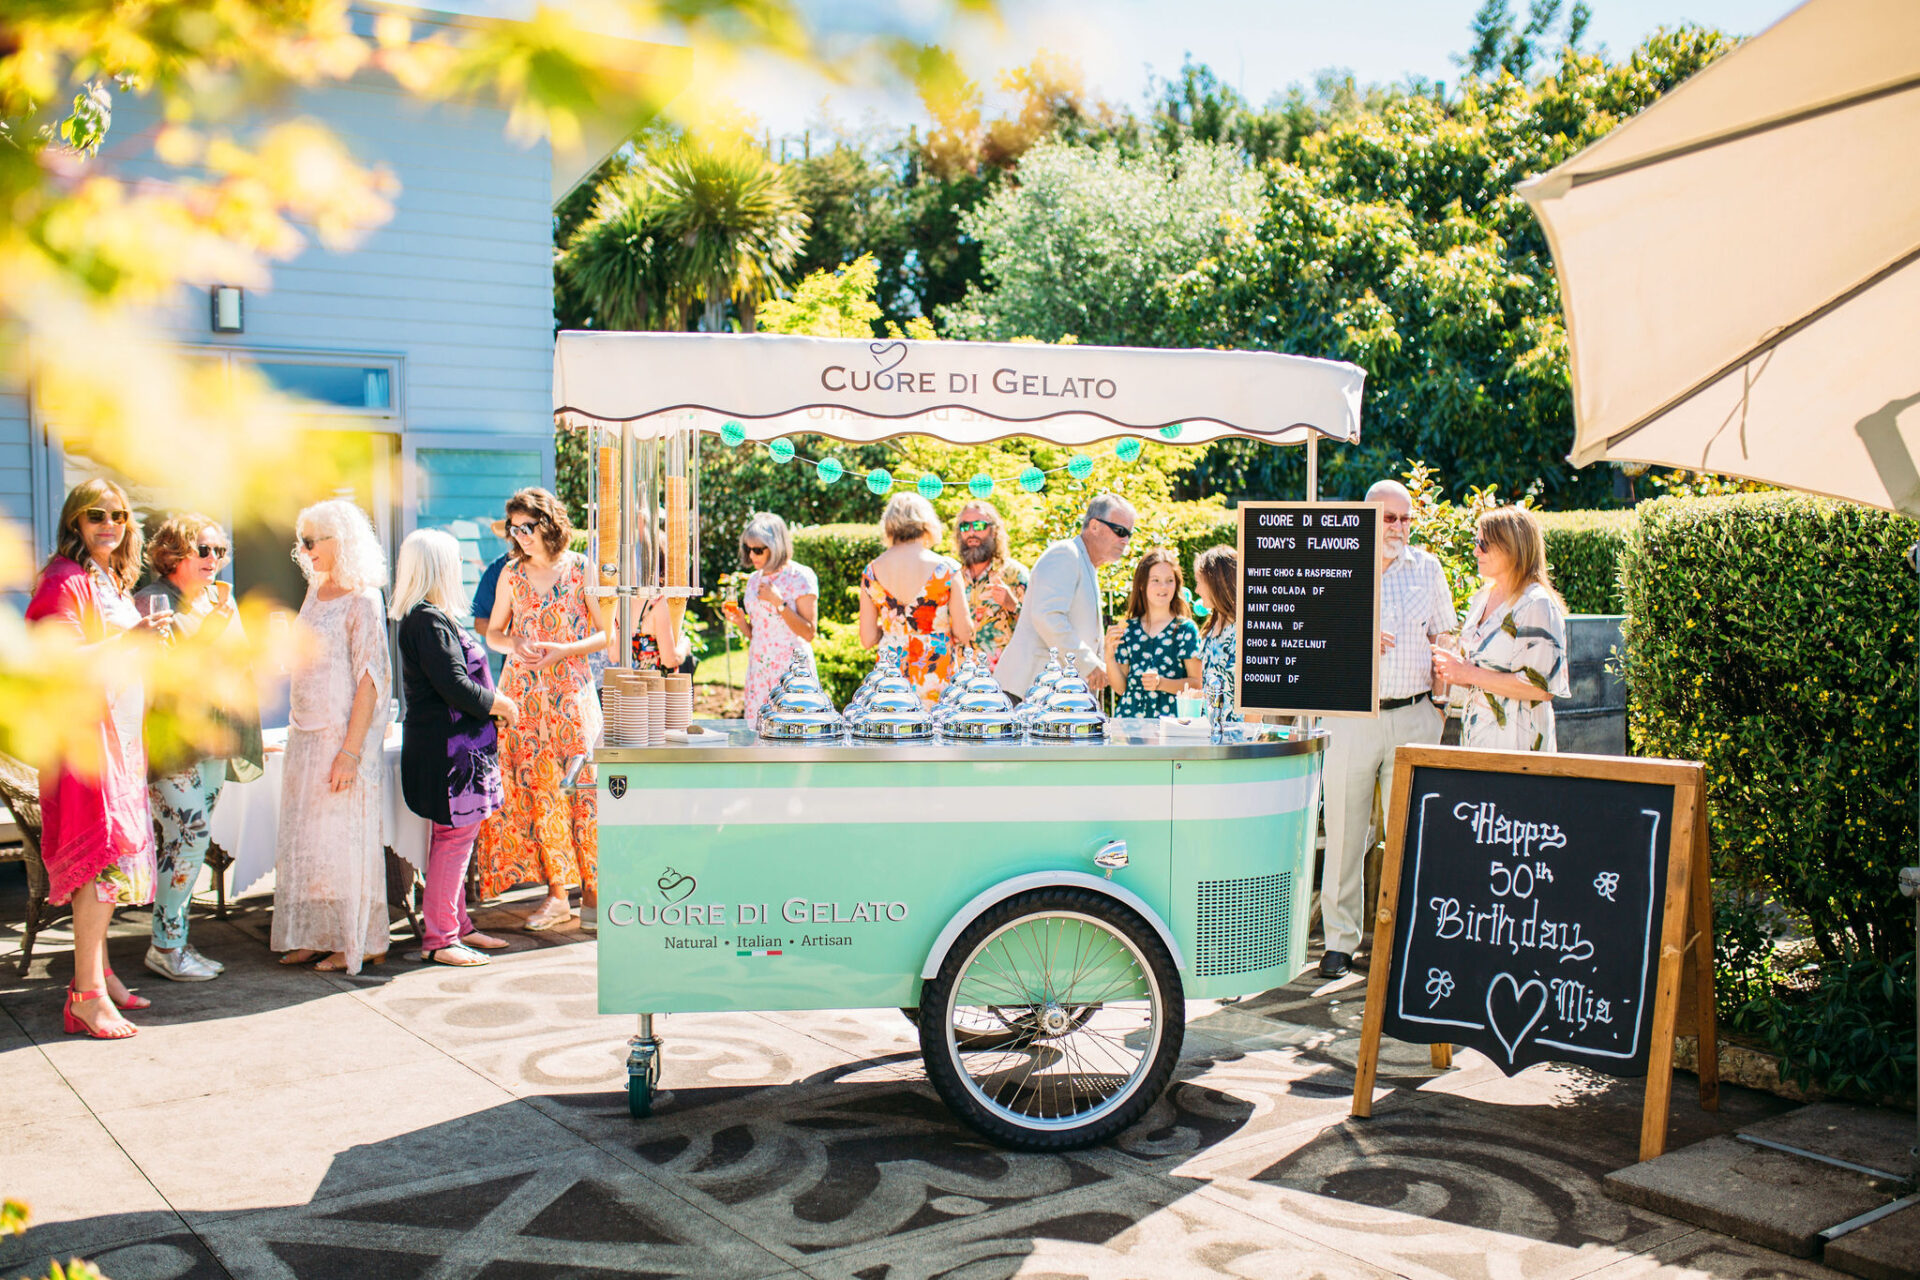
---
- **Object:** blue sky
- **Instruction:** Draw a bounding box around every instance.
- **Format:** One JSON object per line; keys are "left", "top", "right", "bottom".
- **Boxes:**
{"left": 724, "top": 0, "right": 1798, "bottom": 139}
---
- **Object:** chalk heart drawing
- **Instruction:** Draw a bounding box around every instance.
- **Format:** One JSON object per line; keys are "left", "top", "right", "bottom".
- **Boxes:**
{"left": 868, "top": 341, "right": 908, "bottom": 374}
{"left": 656, "top": 868, "right": 697, "bottom": 904}
{"left": 1486, "top": 972, "right": 1549, "bottom": 1064}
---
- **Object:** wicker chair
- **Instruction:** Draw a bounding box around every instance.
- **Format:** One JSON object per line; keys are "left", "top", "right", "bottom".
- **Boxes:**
{"left": 0, "top": 750, "right": 50, "bottom": 973}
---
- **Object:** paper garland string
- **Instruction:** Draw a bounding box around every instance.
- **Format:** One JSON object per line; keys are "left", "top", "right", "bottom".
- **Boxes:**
{"left": 720, "top": 422, "right": 1175, "bottom": 498}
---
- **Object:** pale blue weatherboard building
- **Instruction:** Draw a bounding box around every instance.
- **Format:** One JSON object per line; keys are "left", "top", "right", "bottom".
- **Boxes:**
{"left": 0, "top": 5, "right": 685, "bottom": 607}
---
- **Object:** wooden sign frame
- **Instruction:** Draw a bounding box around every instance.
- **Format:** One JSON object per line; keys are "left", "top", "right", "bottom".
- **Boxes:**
{"left": 1351, "top": 745, "right": 1720, "bottom": 1163}
{"left": 1233, "top": 501, "right": 1382, "bottom": 721}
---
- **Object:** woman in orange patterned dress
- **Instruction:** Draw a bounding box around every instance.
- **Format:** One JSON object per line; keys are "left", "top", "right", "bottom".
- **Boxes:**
{"left": 858, "top": 492, "right": 974, "bottom": 706}
{"left": 478, "top": 488, "right": 606, "bottom": 931}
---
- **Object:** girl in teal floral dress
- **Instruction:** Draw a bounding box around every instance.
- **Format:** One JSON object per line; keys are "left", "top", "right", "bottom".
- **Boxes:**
{"left": 1104, "top": 548, "right": 1201, "bottom": 718}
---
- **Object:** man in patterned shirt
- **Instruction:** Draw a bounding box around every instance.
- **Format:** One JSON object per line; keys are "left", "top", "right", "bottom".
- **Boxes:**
{"left": 953, "top": 500, "right": 1029, "bottom": 671}
{"left": 1318, "top": 479, "right": 1456, "bottom": 979}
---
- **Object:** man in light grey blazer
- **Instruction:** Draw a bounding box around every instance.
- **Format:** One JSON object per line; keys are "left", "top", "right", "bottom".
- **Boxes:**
{"left": 995, "top": 493, "right": 1137, "bottom": 696}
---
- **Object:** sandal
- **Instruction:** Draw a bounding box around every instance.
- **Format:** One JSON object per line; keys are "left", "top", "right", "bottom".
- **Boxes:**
{"left": 313, "top": 952, "right": 387, "bottom": 973}
{"left": 104, "top": 967, "right": 152, "bottom": 1011}
{"left": 424, "top": 944, "right": 489, "bottom": 967}
{"left": 459, "top": 931, "right": 510, "bottom": 951}
{"left": 279, "top": 949, "right": 325, "bottom": 966}
{"left": 64, "top": 984, "right": 137, "bottom": 1039}
{"left": 523, "top": 898, "right": 576, "bottom": 932}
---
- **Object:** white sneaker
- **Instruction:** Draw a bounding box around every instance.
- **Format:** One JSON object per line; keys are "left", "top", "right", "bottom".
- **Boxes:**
{"left": 145, "top": 944, "right": 218, "bottom": 982}
{"left": 579, "top": 906, "right": 597, "bottom": 932}
{"left": 183, "top": 944, "right": 224, "bottom": 974}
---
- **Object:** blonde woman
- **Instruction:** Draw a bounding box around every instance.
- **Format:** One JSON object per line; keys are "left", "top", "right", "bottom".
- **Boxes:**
{"left": 27, "top": 479, "right": 171, "bottom": 1038}
{"left": 136, "top": 513, "right": 263, "bottom": 981}
{"left": 859, "top": 492, "right": 974, "bottom": 705}
{"left": 479, "top": 488, "right": 605, "bottom": 931}
{"left": 273, "top": 499, "right": 392, "bottom": 973}
{"left": 392, "top": 529, "right": 516, "bottom": 966}
{"left": 1432, "top": 506, "right": 1570, "bottom": 753}
{"left": 719, "top": 512, "right": 817, "bottom": 727}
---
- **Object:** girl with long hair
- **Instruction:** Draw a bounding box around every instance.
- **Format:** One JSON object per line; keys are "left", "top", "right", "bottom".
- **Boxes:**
{"left": 1103, "top": 548, "right": 1201, "bottom": 719}
{"left": 1192, "top": 545, "right": 1241, "bottom": 722}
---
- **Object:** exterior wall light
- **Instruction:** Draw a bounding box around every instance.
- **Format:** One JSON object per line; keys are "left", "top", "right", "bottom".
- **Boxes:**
{"left": 210, "top": 285, "right": 244, "bottom": 333}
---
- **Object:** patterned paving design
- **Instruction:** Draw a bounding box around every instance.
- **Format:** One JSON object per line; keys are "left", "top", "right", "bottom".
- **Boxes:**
{"left": 0, "top": 872, "right": 1839, "bottom": 1280}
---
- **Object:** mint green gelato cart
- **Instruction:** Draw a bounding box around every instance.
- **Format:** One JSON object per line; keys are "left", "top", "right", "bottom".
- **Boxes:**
{"left": 552, "top": 329, "right": 1366, "bottom": 1148}
{"left": 590, "top": 721, "right": 1324, "bottom": 1149}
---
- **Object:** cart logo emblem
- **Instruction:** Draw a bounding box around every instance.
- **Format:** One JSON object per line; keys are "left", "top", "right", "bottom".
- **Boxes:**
{"left": 868, "top": 340, "right": 907, "bottom": 374}
{"left": 608, "top": 775, "right": 626, "bottom": 799}
{"left": 656, "top": 868, "right": 696, "bottom": 904}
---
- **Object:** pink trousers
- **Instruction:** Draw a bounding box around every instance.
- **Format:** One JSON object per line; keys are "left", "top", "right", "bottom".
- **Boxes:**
{"left": 424, "top": 819, "right": 482, "bottom": 951}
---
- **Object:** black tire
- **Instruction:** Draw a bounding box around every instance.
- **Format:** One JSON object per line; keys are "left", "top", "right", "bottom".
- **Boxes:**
{"left": 918, "top": 887, "right": 1183, "bottom": 1151}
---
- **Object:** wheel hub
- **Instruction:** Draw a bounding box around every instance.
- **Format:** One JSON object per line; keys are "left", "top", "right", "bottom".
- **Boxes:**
{"left": 1037, "top": 1002, "right": 1071, "bottom": 1037}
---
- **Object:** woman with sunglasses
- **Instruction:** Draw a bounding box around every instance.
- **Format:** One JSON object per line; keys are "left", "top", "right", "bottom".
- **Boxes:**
{"left": 1431, "top": 506, "right": 1570, "bottom": 753}
{"left": 273, "top": 499, "right": 392, "bottom": 973}
{"left": 26, "top": 480, "right": 173, "bottom": 1038}
{"left": 478, "top": 488, "right": 606, "bottom": 931}
{"left": 721, "top": 512, "right": 818, "bottom": 727}
{"left": 134, "top": 514, "right": 264, "bottom": 981}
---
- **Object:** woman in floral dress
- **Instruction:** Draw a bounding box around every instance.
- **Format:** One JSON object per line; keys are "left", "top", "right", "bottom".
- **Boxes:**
{"left": 719, "top": 512, "right": 816, "bottom": 726}
{"left": 1104, "top": 548, "right": 1202, "bottom": 719}
{"left": 858, "top": 493, "right": 973, "bottom": 705}
{"left": 273, "top": 499, "right": 392, "bottom": 974}
{"left": 479, "top": 488, "right": 606, "bottom": 930}
{"left": 28, "top": 479, "right": 172, "bottom": 1038}
{"left": 1432, "top": 506, "right": 1570, "bottom": 753}
{"left": 1192, "top": 545, "right": 1242, "bottom": 722}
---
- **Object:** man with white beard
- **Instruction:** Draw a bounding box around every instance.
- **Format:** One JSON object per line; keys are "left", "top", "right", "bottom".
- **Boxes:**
{"left": 1317, "top": 479, "right": 1456, "bottom": 979}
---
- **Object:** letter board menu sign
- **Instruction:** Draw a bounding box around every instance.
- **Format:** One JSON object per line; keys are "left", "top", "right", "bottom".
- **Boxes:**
{"left": 1352, "top": 746, "right": 1720, "bottom": 1162}
{"left": 1234, "top": 501, "right": 1380, "bottom": 718}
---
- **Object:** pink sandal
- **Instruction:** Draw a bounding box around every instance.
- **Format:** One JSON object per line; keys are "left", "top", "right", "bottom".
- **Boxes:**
{"left": 105, "top": 967, "right": 151, "bottom": 1011}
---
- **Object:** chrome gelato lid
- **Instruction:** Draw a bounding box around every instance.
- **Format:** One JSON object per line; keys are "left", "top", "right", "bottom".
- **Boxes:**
{"left": 1030, "top": 656, "right": 1105, "bottom": 741}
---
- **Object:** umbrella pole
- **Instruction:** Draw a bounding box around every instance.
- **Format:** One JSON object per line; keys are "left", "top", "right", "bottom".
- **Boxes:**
{"left": 1306, "top": 435, "right": 1318, "bottom": 502}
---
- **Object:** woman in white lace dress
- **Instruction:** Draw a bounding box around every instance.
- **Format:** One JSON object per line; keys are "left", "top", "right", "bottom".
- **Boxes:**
{"left": 272, "top": 500, "right": 392, "bottom": 973}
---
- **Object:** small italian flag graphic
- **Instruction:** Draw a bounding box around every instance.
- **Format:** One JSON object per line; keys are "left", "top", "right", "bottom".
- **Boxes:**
{"left": 737, "top": 949, "right": 783, "bottom": 957}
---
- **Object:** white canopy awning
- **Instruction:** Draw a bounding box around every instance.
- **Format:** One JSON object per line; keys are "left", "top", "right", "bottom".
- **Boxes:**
{"left": 552, "top": 332, "right": 1366, "bottom": 447}
{"left": 1521, "top": 0, "right": 1920, "bottom": 510}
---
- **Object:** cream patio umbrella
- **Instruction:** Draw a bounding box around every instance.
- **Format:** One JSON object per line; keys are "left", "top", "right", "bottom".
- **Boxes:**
{"left": 1520, "top": 0, "right": 1920, "bottom": 510}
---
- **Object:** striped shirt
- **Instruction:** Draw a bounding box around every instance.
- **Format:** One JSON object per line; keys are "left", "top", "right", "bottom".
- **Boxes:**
{"left": 1380, "top": 545, "right": 1456, "bottom": 699}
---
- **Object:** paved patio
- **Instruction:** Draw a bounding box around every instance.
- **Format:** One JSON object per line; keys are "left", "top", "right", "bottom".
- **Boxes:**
{"left": 0, "top": 870, "right": 1844, "bottom": 1280}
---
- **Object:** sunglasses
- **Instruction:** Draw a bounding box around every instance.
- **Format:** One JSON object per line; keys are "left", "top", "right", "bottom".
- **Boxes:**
{"left": 957, "top": 520, "right": 994, "bottom": 534}
{"left": 1093, "top": 516, "right": 1134, "bottom": 540}
{"left": 1474, "top": 535, "right": 1491, "bottom": 552}
{"left": 507, "top": 520, "right": 542, "bottom": 539}
{"left": 298, "top": 534, "right": 334, "bottom": 552}
{"left": 744, "top": 544, "right": 769, "bottom": 556}
{"left": 83, "top": 508, "right": 130, "bottom": 526}
{"left": 1382, "top": 513, "right": 1413, "bottom": 526}
{"left": 194, "top": 543, "right": 229, "bottom": 561}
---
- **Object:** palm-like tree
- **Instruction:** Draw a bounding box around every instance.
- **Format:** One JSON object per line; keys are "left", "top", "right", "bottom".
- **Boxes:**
{"left": 557, "top": 139, "right": 809, "bottom": 332}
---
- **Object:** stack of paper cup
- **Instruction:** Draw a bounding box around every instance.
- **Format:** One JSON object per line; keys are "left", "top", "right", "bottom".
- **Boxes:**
{"left": 643, "top": 674, "right": 666, "bottom": 745}
{"left": 664, "top": 675, "right": 693, "bottom": 732}
{"left": 602, "top": 671, "right": 649, "bottom": 746}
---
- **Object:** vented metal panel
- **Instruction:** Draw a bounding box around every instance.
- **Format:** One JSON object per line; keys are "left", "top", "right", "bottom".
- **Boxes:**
{"left": 1194, "top": 873, "right": 1291, "bottom": 977}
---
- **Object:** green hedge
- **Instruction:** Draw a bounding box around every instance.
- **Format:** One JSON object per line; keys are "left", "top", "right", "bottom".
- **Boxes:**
{"left": 1619, "top": 493, "right": 1917, "bottom": 1099}
{"left": 1538, "top": 509, "right": 1632, "bottom": 615}
{"left": 791, "top": 523, "right": 884, "bottom": 625}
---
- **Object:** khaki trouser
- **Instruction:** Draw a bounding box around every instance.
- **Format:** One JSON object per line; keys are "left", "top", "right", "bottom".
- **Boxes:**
{"left": 1320, "top": 699, "right": 1444, "bottom": 955}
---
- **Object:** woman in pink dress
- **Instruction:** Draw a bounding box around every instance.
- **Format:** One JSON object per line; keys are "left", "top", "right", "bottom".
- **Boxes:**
{"left": 721, "top": 513, "right": 818, "bottom": 726}
{"left": 27, "top": 479, "right": 173, "bottom": 1039}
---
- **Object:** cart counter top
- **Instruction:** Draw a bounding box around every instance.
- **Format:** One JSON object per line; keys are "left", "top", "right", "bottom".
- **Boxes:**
{"left": 593, "top": 718, "right": 1326, "bottom": 765}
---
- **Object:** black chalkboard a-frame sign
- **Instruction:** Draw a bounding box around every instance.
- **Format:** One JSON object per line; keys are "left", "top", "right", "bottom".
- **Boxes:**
{"left": 1351, "top": 746, "right": 1721, "bottom": 1163}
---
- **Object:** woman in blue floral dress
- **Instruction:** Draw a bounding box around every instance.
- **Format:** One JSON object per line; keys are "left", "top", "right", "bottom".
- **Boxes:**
{"left": 1192, "top": 545, "right": 1241, "bottom": 722}
{"left": 1104, "top": 548, "right": 1201, "bottom": 718}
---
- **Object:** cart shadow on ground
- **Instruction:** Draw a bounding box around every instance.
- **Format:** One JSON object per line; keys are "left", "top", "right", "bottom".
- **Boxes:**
{"left": 0, "top": 860, "right": 1831, "bottom": 1280}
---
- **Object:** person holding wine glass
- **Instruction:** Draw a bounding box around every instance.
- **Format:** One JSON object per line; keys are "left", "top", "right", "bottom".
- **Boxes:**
{"left": 723, "top": 512, "right": 818, "bottom": 726}
{"left": 135, "top": 513, "right": 264, "bottom": 981}
{"left": 27, "top": 480, "right": 173, "bottom": 1037}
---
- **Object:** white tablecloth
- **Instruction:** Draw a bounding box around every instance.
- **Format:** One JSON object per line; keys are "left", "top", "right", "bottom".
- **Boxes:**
{"left": 208, "top": 725, "right": 431, "bottom": 899}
